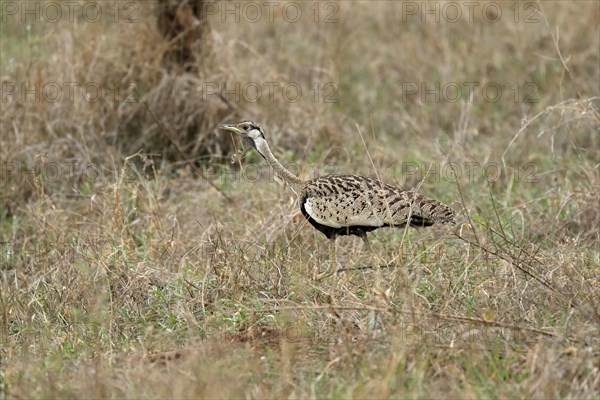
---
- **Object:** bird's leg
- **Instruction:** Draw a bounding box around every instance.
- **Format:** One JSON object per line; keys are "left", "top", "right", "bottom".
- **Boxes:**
{"left": 358, "top": 231, "right": 384, "bottom": 268}
{"left": 359, "top": 231, "right": 372, "bottom": 252}
{"left": 315, "top": 237, "right": 340, "bottom": 280}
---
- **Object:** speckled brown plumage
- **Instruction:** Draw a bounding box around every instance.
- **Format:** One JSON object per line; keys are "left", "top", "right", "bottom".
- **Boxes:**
{"left": 300, "top": 174, "right": 455, "bottom": 240}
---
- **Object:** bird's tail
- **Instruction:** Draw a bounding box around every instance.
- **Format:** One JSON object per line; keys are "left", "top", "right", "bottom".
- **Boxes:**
{"left": 403, "top": 191, "right": 456, "bottom": 227}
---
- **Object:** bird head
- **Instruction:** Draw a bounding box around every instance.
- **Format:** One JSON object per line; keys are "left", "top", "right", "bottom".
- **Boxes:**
{"left": 219, "top": 120, "right": 265, "bottom": 150}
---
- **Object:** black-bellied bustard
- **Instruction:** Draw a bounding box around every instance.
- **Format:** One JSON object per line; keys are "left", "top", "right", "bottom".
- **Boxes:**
{"left": 219, "top": 121, "right": 456, "bottom": 279}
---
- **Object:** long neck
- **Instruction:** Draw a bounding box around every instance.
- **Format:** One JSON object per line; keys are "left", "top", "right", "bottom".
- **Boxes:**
{"left": 254, "top": 137, "right": 305, "bottom": 187}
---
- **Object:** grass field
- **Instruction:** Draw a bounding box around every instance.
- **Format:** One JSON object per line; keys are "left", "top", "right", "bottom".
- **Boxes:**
{"left": 1, "top": 1, "right": 599, "bottom": 398}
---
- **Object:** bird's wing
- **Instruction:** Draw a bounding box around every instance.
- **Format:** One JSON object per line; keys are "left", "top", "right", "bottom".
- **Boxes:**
{"left": 302, "top": 192, "right": 387, "bottom": 228}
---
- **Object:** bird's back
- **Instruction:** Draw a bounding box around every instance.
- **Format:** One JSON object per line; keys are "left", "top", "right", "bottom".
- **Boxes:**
{"left": 300, "top": 175, "right": 455, "bottom": 230}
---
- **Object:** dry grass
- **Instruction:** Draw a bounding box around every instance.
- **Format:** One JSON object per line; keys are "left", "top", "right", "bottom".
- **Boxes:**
{"left": 1, "top": 1, "right": 599, "bottom": 398}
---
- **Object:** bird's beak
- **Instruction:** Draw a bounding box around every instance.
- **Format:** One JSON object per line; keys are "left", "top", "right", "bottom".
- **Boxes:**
{"left": 218, "top": 124, "right": 243, "bottom": 135}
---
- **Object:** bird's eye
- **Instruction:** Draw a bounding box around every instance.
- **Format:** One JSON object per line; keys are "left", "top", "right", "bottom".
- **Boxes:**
{"left": 243, "top": 125, "right": 249, "bottom": 131}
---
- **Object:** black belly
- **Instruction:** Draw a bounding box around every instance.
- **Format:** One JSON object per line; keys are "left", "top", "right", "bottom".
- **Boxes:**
{"left": 300, "top": 200, "right": 433, "bottom": 240}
